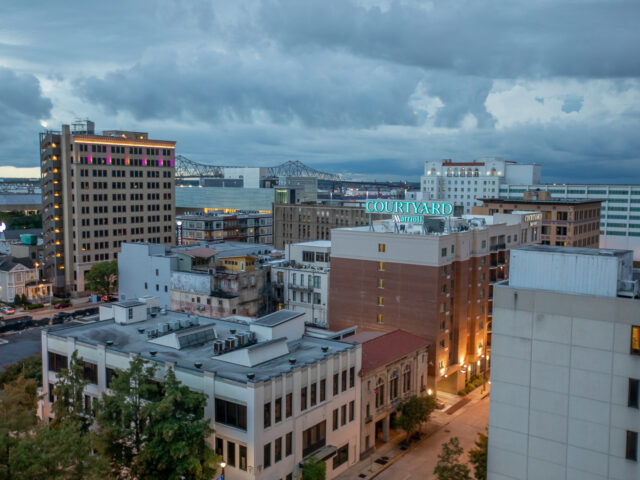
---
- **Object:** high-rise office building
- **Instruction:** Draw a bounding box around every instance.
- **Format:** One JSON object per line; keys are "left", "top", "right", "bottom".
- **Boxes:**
{"left": 488, "top": 246, "right": 640, "bottom": 480}
{"left": 40, "top": 121, "right": 176, "bottom": 294}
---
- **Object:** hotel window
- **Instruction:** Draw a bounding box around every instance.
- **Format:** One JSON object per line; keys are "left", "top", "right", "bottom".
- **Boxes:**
{"left": 48, "top": 352, "right": 68, "bottom": 373}
{"left": 626, "top": 431, "right": 638, "bottom": 461}
{"left": 275, "top": 437, "right": 282, "bottom": 463}
{"left": 286, "top": 432, "right": 292, "bottom": 456}
{"left": 311, "top": 383, "right": 317, "bottom": 407}
{"left": 264, "top": 402, "right": 271, "bottom": 428}
{"left": 333, "top": 373, "right": 339, "bottom": 395}
{"left": 378, "top": 243, "right": 386, "bottom": 252}
{"left": 349, "top": 400, "right": 355, "bottom": 422}
{"left": 377, "top": 313, "right": 384, "bottom": 324}
{"left": 320, "top": 379, "right": 326, "bottom": 402}
{"left": 275, "top": 397, "right": 282, "bottom": 423}
{"left": 441, "top": 247, "right": 447, "bottom": 257}
{"left": 227, "top": 440, "right": 236, "bottom": 467}
{"left": 632, "top": 326, "right": 640, "bottom": 354}
{"left": 350, "top": 367, "right": 355, "bottom": 388}
{"left": 286, "top": 393, "right": 292, "bottom": 418}
{"left": 630, "top": 379, "right": 639, "bottom": 409}
{"left": 342, "top": 370, "right": 347, "bottom": 392}
{"left": 333, "top": 409, "right": 339, "bottom": 431}
{"left": 377, "top": 296, "right": 384, "bottom": 306}
{"left": 341, "top": 404, "right": 347, "bottom": 426}
{"left": 377, "top": 278, "right": 384, "bottom": 289}
{"left": 333, "top": 443, "right": 349, "bottom": 470}
{"left": 377, "top": 261, "right": 385, "bottom": 271}
{"left": 264, "top": 443, "right": 271, "bottom": 468}
{"left": 301, "top": 386, "right": 308, "bottom": 411}
{"left": 481, "top": 240, "right": 486, "bottom": 249}
{"left": 239, "top": 445, "right": 247, "bottom": 470}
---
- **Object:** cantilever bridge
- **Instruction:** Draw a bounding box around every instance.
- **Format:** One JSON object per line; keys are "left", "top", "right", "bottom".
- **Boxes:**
{"left": 175, "top": 156, "right": 342, "bottom": 181}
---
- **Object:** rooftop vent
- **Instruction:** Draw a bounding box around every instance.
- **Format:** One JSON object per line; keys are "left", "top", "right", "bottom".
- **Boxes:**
{"left": 230, "top": 329, "right": 237, "bottom": 334}
{"left": 194, "top": 361, "right": 203, "bottom": 369}
{"left": 247, "top": 372, "right": 256, "bottom": 380}
{"left": 137, "top": 327, "right": 145, "bottom": 334}
{"left": 289, "top": 357, "right": 296, "bottom": 365}
{"left": 321, "top": 345, "right": 329, "bottom": 352}
{"left": 106, "top": 340, "right": 114, "bottom": 346}
{"left": 150, "top": 350, "right": 157, "bottom": 356}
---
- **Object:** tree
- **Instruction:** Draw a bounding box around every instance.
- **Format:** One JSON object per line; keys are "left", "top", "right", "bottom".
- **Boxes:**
{"left": 0, "top": 375, "right": 39, "bottom": 479}
{"left": 84, "top": 260, "right": 118, "bottom": 296}
{"left": 302, "top": 456, "right": 326, "bottom": 480}
{"left": 95, "top": 357, "right": 159, "bottom": 478}
{"left": 135, "top": 368, "right": 219, "bottom": 480}
{"left": 433, "top": 437, "right": 471, "bottom": 480}
{"left": 468, "top": 431, "right": 488, "bottom": 480}
{"left": 51, "top": 351, "right": 89, "bottom": 429}
{"left": 20, "top": 293, "right": 27, "bottom": 306}
{"left": 10, "top": 420, "right": 108, "bottom": 480}
{"left": 0, "top": 355, "right": 42, "bottom": 387}
{"left": 13, "top": 294, "right": 21, "bottom": 306}
{"left": 395, "top": 394, "right": 437, "bottom": 439}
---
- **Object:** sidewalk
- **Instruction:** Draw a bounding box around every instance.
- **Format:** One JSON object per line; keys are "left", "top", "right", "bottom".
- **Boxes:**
{"left": 336, "top": 385, "right": 490, "bottom": 480}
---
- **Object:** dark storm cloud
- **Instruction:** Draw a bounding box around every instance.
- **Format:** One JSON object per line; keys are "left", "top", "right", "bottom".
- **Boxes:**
{"left": 75, "top": 50, "right": 423, "bottom": 128}
{"left": 260, "top": 0, "right": 640, "bottom": 79}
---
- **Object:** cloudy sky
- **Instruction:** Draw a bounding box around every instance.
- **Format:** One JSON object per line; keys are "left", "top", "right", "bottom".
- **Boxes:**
{"left": 1, "top": 0, "right": 639, "bottom": 183}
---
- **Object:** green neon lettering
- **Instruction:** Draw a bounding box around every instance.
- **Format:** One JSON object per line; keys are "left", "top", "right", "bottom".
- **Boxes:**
{"left": 394, "top": 202, "right": 404, "bottom": 213}
{"left": 431, "top": 203, "right": 441, "bottom": 215}
{"left": 442, "top": 203, "right": 453, "bottom": 215}
{"left": 365, "top": 200, "right": 375, "bottom": 213}
{"left": 374, "top": 201, "right": 384, "bottom": 213}
{"left": 408, "top": 202, "right": 419, "bottom": 214}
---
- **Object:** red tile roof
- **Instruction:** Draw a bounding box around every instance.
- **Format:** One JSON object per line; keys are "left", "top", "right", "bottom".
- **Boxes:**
{"left": 344, "top": 329, "right": 430, "bottom": 374}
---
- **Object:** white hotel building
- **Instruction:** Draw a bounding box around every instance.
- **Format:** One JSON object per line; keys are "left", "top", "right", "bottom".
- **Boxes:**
{"left": 421, "top": 158, "right": 541, "bottom": 214}
{"left": 488, "top": 246, "right": 640, "bottom": 480}
{"left": 42, "top": 305, "right": 361, "bottom": 480}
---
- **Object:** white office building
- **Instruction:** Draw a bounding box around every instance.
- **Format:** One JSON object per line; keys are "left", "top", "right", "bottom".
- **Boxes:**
{"left": 42, "top": 306, "right": 361, "bottom": 480}
{"left": 499, "top": 184, "right": 640, "bottom": 260}
{"left": 488, "top": 245, "right": 640, "bottom": 480}
{"left": 271, "top": 241, "right": 331, "bottom": 327}
{"left": 421, "top": 158, "right": 541, "bottom": 214}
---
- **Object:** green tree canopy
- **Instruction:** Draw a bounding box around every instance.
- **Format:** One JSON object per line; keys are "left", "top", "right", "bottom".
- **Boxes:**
{"left": 0, "top": 355, "right": 42, "bottom": 388}
{"left": 95, "top": 357, "right": 159, "bottom": 478}
{"left": 84, "top": 260, "right": 118, "bottom": 296}
{"left": 395, "top": 394, "right": 437, "bottom": 439}
{"left": 51, "top": 351, "right": 89, "bottom": 429}
{"left": 302, "top": 456, "right": 326, "bottom": 480}
{"left": 434, "top": 437, "right": 471, "bottom": 480}
{"left": 469, "top": 430, "right": 488, "bottom": 480}
{"left": 135, "top": 368, "right": 218, "bottom": 480}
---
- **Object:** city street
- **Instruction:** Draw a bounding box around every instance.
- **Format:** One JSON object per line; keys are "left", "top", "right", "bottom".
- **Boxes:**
{"left": 376, "top": 392, "right": 489, "bottom": 480}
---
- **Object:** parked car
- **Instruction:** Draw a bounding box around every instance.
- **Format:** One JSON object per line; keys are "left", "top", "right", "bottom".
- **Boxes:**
{"left": 1, "top": 306, "right": 15, "bottom": 315}
{"left": 0, "top": 316, "right": 33, "bottom": 333}
{"left": 53, "top": 302, "right": 72, "bottom": 309}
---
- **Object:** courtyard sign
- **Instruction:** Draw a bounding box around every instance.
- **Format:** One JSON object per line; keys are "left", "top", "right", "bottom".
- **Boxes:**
{"left": 365, "top": 200, "right": 454, "bottom": 223}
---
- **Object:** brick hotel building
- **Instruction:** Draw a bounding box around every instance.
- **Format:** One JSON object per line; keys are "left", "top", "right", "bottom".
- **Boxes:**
{"left": 329, "top": 213, "right": 540, "bottom": 392}
{"left": 40, "top": 121, "right": 175, "bottom": 294}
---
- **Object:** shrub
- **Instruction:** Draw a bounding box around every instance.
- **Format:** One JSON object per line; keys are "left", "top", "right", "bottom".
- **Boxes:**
{"left": 458, "top": 375, "right": 486, "bottom": 396}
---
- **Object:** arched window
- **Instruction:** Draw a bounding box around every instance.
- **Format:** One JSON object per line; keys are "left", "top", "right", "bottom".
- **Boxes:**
{"left": 375, "top": 377, "right": 385, "bottom": 408}
{"left": 403, "top": 365, "right": 412, "bottom": 392}
{"left": 474, "top": 168, "right": 479, "bottom": 177}
{"left": 491, "top": 168, "right": 497, "bottom": 176}
{"left": 447, "top": 167, "right": 453, "bottom": 177}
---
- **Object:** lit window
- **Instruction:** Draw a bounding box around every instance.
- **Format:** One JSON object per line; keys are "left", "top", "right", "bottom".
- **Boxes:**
{"left": 632, "top": 326, "right": 640, "bottom": 355}
{"left": 377, "top": 261, "right": 385, "bottom": 271}
{"left": 377, "top": 296, "right": 384, "bottom": 306}
{"left": 377, "top": 279, "right": 384, "bottom": 289}
{"left": 377, "top": 313, "right": 383, "bottom": 324}
{"left": 378, "top": 243, "right": 386, "bottom": 253}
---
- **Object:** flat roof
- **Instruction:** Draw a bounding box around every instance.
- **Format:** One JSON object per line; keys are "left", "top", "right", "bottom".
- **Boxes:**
{"left": 516, "top": 245, "right": 632, "bottom": 258}
{"left": 46, "top": 310, "right": 354, "bottom": 384}
{"left": 252, "top": 310, "right": 304, "bottom": 327}
{"left": 113, "top": 300, "right": 145, "bottom": 308}
{"left": 293, "top": 240, "right": 331, "bottom": 248}
{"left": 481, "top": 197, "right": 601, "bottom": 205}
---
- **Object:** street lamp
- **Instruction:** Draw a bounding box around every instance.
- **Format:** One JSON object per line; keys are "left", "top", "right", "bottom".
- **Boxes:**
{"left": 220, "top": 461, "right": 226, "bottom": 479}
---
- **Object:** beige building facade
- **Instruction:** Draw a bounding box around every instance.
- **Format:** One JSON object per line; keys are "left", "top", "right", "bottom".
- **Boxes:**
{"left": 40, "top": 122, "right": 176, "bottom": 294}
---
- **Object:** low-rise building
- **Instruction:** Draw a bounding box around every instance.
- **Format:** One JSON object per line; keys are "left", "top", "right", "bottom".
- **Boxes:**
{"left": 176, "top": 211, "right": 273, "bottom": 245}
{"left": 0, "top": 256, "right": 51, "bottom": 302}
{"left": 271, "top": 241, "right": 331, "bottom": 327}
{"left": 488, "top": 246, "right": 640, "bottom": 480}
{"left": 473, "top": 192, "right": 601, "bottom": 248}
{"left": 344, "top": 330, "right": 430, "bottom": 457}
{"left": 41, "top": 307, "right": 362, "bottom": 480}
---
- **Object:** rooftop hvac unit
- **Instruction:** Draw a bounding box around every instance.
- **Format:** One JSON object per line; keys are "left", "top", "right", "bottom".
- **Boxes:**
{"left": 235, "top": 333, "right": 247, "bottom": 346}
{"left": 161, "top": 323, "right": 170, "bottom": 334}
{"left": 146, "top": 328, "right": 159, "bottom": 338}
{"left": 179, "top": 318, "right": 190, "bottom": 328}
{"left": 170, "top": 320, "right": 180, "bottom": 331}
{"left": 160, "top": 308, "right": 168, "bottom": 315}
{"left": 213, "top": 340, "right": 225, "bottom": 355}
{"left": 225, "top": 337, "right": 238, "bottom": 350}
{"left": 191, "top": 317, "right": 200, "bottom": 327}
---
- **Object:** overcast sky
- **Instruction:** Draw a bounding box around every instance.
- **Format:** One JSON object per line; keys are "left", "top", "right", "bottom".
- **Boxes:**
{"left": 1, "top": 0, "right": 639, "bottom": 183}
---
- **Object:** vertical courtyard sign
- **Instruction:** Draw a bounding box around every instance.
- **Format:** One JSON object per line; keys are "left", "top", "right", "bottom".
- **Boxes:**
{"left": 365, "top": 199, "right": 454, "bottom": 223}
